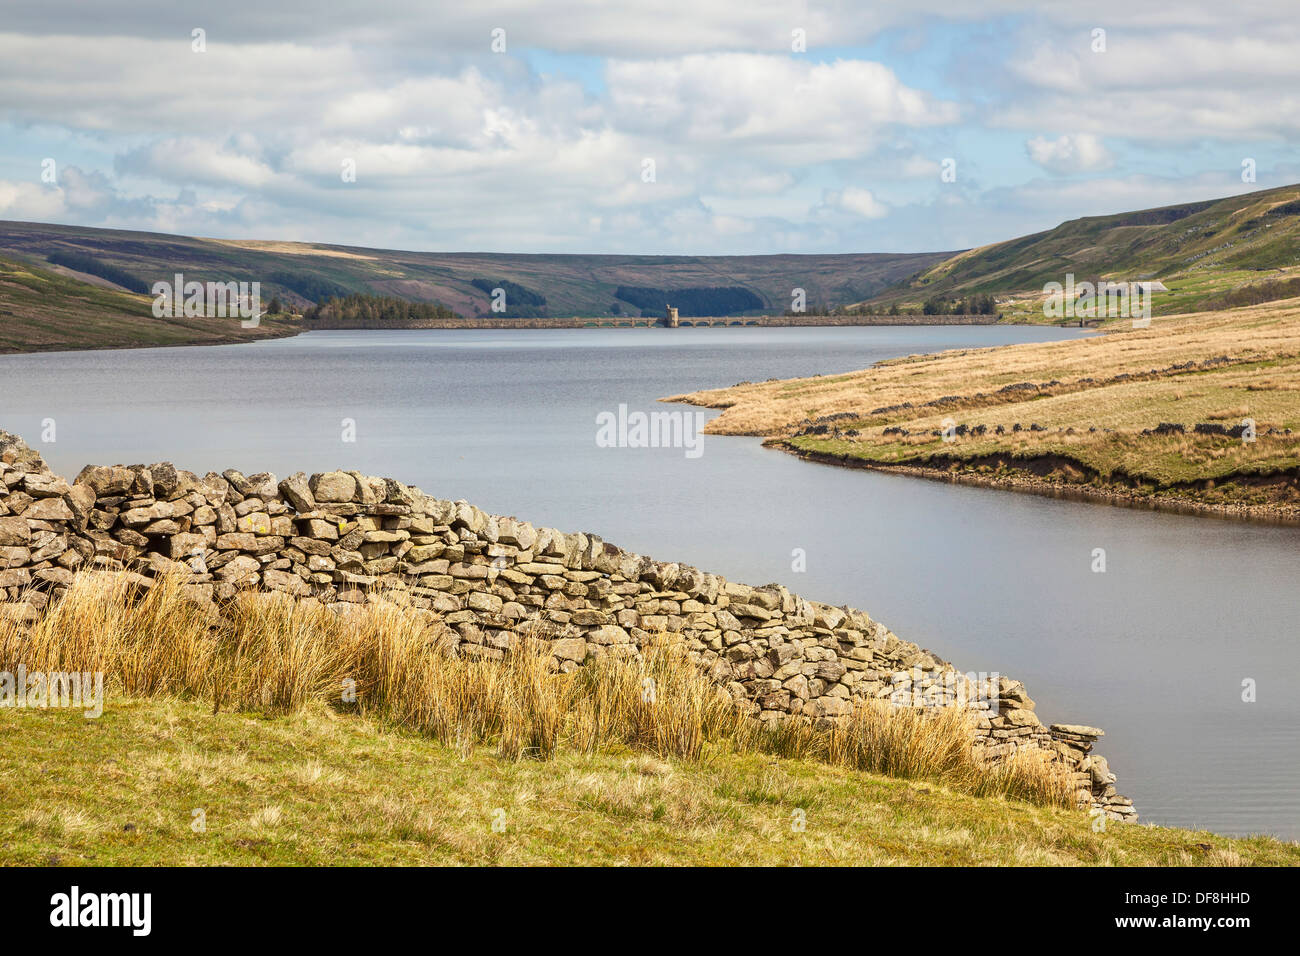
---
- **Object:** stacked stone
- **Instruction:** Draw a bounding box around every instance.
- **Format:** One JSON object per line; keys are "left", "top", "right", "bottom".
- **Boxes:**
{"left": 969, "top": 678, "right": 1055, "bottom": 760}
{"left": 0, "top": 431, "right": 1136, "bottom": 820}
{"left": 1051, "top": 724, "right": 1138, "bottom": 823}
{"left": 0, "top": 431, "right": 96, "bottom": 616}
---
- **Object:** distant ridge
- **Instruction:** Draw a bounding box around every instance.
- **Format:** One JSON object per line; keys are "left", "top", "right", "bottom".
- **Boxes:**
{"left": 0, "top": 220, "right": 951, "bottom": 319}
{"left": 5, "top": 182, "right": 1298, "bottom": 351}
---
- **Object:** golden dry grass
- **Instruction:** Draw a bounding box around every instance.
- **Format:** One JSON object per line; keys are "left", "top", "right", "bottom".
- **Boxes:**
{"left": 0, "top": 571, "right": 1070, "bottom": 806}
{"left": 668, "top": 300, "right": 1300, "bottom": 435}
{"left": 663, "top": 299, "right": 1300, "bottom": 504}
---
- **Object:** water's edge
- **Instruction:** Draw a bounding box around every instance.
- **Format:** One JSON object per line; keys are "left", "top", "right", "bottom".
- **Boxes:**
{"left": 0, "top": 427, "right": 1136, "bottom": 824}
{"left": 767, "top": 443, "right": 1300, "bottom": 527}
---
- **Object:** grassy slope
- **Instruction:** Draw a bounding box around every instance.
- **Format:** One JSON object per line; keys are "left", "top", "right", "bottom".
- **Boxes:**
{"left": 7, "top": 184, "right": 1298, "bottom": 329}
{"left": 665, "top": 299, "right": 1300, "bottom": 514}
{"left": 864, "top": 183, "right": 1300, "bottom": 319}
{"left": 3, "top": 696, "right": 1294, "bottom": 866}
{"left": 0, "top": 255, "right": 297, "bottom": 353}
{"left": 0, "top": 220, "right": 950, "bottom": 320}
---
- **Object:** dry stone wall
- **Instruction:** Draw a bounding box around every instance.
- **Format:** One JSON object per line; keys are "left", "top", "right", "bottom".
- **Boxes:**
{"left": 0, "top": 427, "right": 1135, "bottom": 822}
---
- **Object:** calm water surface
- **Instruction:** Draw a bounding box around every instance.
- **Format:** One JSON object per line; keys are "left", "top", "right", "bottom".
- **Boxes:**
{"left": 2, "top": 326, "right": 1296, "bottom": 839}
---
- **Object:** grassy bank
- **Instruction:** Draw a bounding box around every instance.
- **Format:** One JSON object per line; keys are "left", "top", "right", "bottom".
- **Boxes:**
{"left": 859, "top": 184, "right": 1300, "bottom": 320}
{"left": 7, "top": 695, "right": 1299, "bottom": 866}
{"left": 0, "top": 255, "right": 298, "bottom": 353}
{"left": 0, "top": 572, "right": 1068, "bottom": 804}
{"left": 664, "top": 300, "right": 1300, "bottom": 519}
{"left": 2, "top": 572, "right": 1298, "bottom": 865}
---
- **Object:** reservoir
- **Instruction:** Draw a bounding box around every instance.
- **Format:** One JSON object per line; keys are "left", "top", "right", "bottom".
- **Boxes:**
{"left": 3, "top": 324, "right": 1296, "bottom": 839}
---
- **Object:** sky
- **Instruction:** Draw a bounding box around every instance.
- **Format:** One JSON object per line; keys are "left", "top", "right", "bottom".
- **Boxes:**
{"left": 1, "top": 0, "right": 1298, "bottom": 255}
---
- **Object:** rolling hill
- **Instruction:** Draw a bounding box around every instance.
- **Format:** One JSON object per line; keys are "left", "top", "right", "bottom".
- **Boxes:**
{"left": 0, "top": 220, "right": 950, "bottom": 321}
{"left": 0, "top": 254, "right": 296, "bottom": 353}
{"left": 6, "top": 182, "right": 1300, "bottom": 351}
{"left": 861, "top": 183, "right": 1300, "bottom": 318}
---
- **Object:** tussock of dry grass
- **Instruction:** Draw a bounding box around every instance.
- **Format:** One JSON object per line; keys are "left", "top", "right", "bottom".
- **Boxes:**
{"left": 0, "top": 571, "right": 1071, "bottom": 806}
{"left": 729, "top": 700, "right": 1072, "bottom": 807}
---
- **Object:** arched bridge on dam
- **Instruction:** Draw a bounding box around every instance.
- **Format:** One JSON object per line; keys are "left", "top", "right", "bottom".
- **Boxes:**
{"left": 579, "top": 316, "right": 761, "bottom": 328}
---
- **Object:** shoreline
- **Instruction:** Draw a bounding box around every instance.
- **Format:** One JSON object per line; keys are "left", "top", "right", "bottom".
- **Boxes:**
{"left": 0, "top": 427, "right": 1138, "bottom": 825}
{"left": 0, "top": 319, "right": 301, "bottom": 357}
{"left": 767, "top": 440, "right": 1300, "bottom": 526}
{"left": 0, "top": 318, "right": 1066, "bottom": 358}
{"left": 0, "top": 328, "right": 300, "bottom": 357}
{"left": 660, "top": 303, "right": 1300, "bottom": 527}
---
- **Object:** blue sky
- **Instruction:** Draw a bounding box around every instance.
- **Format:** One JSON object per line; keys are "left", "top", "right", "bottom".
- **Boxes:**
{"left": 1, "top": 1, "right": 1297, "bottom": 255}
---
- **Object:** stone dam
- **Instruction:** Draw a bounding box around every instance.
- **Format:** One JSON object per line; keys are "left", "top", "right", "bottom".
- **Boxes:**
{"left": 0, "top": 428, "right": 1136, "bottom": 822}
{"left": 303, "top": 313, "right": 1001, "bottom": 330}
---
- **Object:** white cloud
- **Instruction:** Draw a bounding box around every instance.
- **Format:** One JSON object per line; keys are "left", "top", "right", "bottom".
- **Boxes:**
{"left": 117, "top": 139, "right": 278, "bottom": 188}
{"left": 0, "top": 180, "right": 67, "bottom": 220}
{"left": 819, "top": 187, "right": 890, "bottom": 219}
{"left": 4, "top": 2, "right": 1294, "bottom": 57}
{"left": 0, "top": 33, "right": 955, "bottom": 252}
{"left": 999, "top": 173, "right": 1261, "bottom": 210}
{"left": 839, "top": 187, "right": 890, "bottom": 218}
{"left": 0, "top": 3, "right": 1297, "bottom": 254}
{"left": 998, "top": 26, "right": 1300, "bottom": 142}
{"left": 901, "top": 156, "right": 941, "bottom": 177}
{"left": 705, "top": 169, "right": 796, "bottom": 197}
{"left": 606, "top": 54, "right": 958, "bottom": 153}
{"left": 1026, "top": 133, "right": 1115, "bottom": 174}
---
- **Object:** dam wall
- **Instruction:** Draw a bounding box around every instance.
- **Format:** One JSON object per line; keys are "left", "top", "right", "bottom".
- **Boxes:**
{"left": 0, "top": 427, "right": 1134, "bottom": 822}
{"left": 302, "top": 313, "right": 1000, "bottom": 330}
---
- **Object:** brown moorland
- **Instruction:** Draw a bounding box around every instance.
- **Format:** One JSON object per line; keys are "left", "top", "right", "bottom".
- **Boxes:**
{"left": 664, "top": 299, "right": 1300, "bottom": 520}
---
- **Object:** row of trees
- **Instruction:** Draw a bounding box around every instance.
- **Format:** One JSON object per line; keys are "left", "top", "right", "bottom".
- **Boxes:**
{"left": 302, "top": 293, "right": 459, "bottom": 326}
{"left": 921, "top": 293, "right": 998, "bottom": 315}
{"left": 268, "top": 271, "right": 351, "bottom": 303}
{"left": 838, "top": 293, "right": 1000, "bottom": 317}
{"left": 47, "top": 250, "right": 150, "bottom": 294}
{"left": 470, "top": 278, "right": 548, "bottom": 317}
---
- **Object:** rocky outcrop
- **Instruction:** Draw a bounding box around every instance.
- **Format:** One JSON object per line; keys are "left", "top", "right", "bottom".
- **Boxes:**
{"left": 0, "top": 430, "right": 1136, "bottom": 822}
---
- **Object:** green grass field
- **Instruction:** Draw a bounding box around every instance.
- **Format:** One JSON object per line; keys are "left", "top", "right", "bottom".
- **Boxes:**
{"left": 4, "top": 696, "right": 1296, "bottom": 866}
